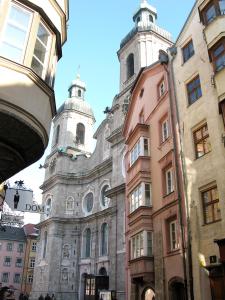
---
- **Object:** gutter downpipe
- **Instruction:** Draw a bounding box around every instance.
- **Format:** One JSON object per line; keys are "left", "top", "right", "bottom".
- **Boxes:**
{"left": 160, "top": 54, "right": 192, "bottom": 299}
{"left": 165, "top": 50, "right": 194, "bottom": 300}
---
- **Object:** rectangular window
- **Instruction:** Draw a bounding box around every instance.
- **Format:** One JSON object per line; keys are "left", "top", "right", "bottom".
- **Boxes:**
{"left": 28, "top": 274, "right": 33, "bottom": 283}
{"left": 193, "top": 123, "right": 211, "bottom": 158}
{"left": 32, "top": 242, "right": 37, "bottom": 252}
{"left": 159, "top": 79, "right": 166, "bottom": 97}
{"left": 14, "top": 273, "right": 21, "bottom": 283}
{"left": 187, "top": 75, "right": 202, "bottom": 105}
{"left": 165, "top": 168, "right": 174, "bottom": 195}
{"left": 130, "top": 183, "right": 151, "bottom": 213}
{"left": 0, "top": 3, "right": 32, "bottom": 63}
{"left": 17, "top": 243, "right": 24, "bottom": 253}
{"left": 4, "top": 256, "right": 11, "bottom": 266}
{"left": 15, "top": 258, "right": 22, "bottom": 267}
{"left": 31, "top": 22, "right": 52, "bottom": 79}
{"left": 130, "top": 231, "right": 153, "bottom": 260}
{"left": 2, "top": 273, "right": 9, "bottom": 283}
{"left": 30, "top": 257, "right": 35, "bottom": 268}
{"left": 169, "top": 221, "right": 178, "bottom": 251}
{"left": 147, "top": 232, "right": 153, "bottom": 256}
{"left": 202, "top": 186, "right": 221, "bottom": 224}
{"left": 182, "top": 40, "right": 194, "bottom": 63}
{"left": 210, "top": 39, "right": 225, "bottom": 72}
{"left": 201, "top": 0, "right": 225, "bottom": 25}
{"left": 7, "top": 243, "right": 13, "bottom": 251}
{"left": 130, "top": 137, "right": 150, "bottom": 165}
{"left": 161, "top": 119, "right": 169, "bottom": 143}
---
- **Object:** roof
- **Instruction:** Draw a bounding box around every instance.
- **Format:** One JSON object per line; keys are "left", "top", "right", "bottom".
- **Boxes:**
{"left": 23, "top": 224, "right": 39, "bottom": 237}
{"left": 0, "top": 226, "right": 26, "bottom": 242}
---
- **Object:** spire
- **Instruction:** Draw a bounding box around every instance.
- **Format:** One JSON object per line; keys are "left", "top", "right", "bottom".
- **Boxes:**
{"left": 133, "top": 0, "right": 157, "bottom": 25}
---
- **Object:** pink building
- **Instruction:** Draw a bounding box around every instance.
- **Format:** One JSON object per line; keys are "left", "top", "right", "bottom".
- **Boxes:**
{"left": 123, "top": 58, "right": 188, "bottom": 300}
{"left": 0, "top": 226, "right": 26, "bottom": 299}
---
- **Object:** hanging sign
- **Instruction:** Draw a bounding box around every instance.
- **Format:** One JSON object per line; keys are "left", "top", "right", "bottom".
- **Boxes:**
{"left": 5, "top": 187, "right": 33, "bottom": 211}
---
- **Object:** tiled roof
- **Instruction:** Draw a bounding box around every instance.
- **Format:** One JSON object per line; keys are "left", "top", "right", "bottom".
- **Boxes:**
{"left": 0, "top": 226, "right": 26, "bottom": 242}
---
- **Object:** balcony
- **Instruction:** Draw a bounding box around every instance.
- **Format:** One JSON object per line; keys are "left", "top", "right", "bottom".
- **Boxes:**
{"left": 129, "top": 256, "right": 154, "bottom": 280}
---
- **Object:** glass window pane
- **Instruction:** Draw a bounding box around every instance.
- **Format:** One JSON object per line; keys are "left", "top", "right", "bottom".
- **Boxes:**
{"left": 206, "top": 5, "right": 216, "bottom": 23}
{"left": 5, "top": 24, "right": 27, "bottom": 49}
{"left": 34, "top": 39, "right": 46, "bottom": 63}
{"left": 9, "top": 5, "right": 31, "bottom": 28}
{"left": 0, "top": 42, "right": 22, "bottom": 62}
{"left": 219, "top": 1, "right": 225, "bottom": 14}
{"left": 37, "top": 23, "right": 50, "bottom": 46}
{"left": 31, "top": 57, "right": 43, "bottom": 77}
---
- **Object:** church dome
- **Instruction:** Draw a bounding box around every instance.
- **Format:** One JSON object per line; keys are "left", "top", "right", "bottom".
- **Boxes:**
{"left": 57, "top": 97, "right": 95, "bottom": 119}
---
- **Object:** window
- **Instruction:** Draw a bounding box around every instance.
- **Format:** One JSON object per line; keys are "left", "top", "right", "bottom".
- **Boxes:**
{"left": 202, "top": 186, "right": 221, "bottom": 224}
{"left": 130, "top": 137, "right": 150, "bottom": 166}
{"left": 66, "top": 197, "right": 74, "bottom": 213}
{"left": 4, "top": 256, "right": 11, "bottom": 266}
{"left": 182, "top": 40, "right": 194, "bottom": 63}
{"left": 30, "top": 257, "right": 35, "bottom": 268}
{"left": 28, "top": 274, "right": 33, "bottom": 283}
{"left": 165, "top": 167, "right": 174, "bottom": 195}
{"left": 161, "top": 119, "right": 169, "bottom": 143}
{"left": 149, "top": 14, "right": 154, "bottom": 22}
{"left": 127, "top": 53, "right": 134, "bottom": 79}
{"left": 78, "top": 89, "right": 82, "bottom": 97}
{"left": 31, "top": 22, "right": 51, "bottom": 79}
{"left": 193, "top": 123, "right": 211, "bottom": 158}
{"left": 14, "top": 273, "right": 21, "bottom": 283}
{"left": 15, "top": 258, "right": 22, "bottom": 267}
{"left": 130, "top": 183, "right": 151, "bottom": 213}
{"left": 55, "top": 125, "right": 60, "bottom": 144}
{"left": 17, "top": 243, "right": 23, "bottom": 253}
{"left": 130, "top": 231, "right": 153, "bottom": 260}
{"left": 32, "top": 242, "right": 37, "bottom": 252}
{"left": 169, "top": 221, "right": 178, "bottom": 251}
{"left": 0, "top": 3, "right": 32, "bottom": 63}
{"left": 7, "top": 243, "right": 13, "bottom": 251}
{"left": 43, "top": 231, "right": 47, "bottom": 259}
{"left": 158, "top": 79, "right": 166, "bottom": 97}
{"left": 201, "top": 0, "right": 225, "bottom": 25}
{"left": 76, "top": 123, "right": 85, "bottom": 145}
{"left": 83, "top": 192, "right": 94, "bottom": 213}
{"left": 210, "top": 39, "right": 225, "bottom": 72}
{"left": 187, "top": 75, "right": 202, "bottom": 105}
{"left": 101, "top": 185, "right": 110, "bottom": 207}
{"left": 2, "top": 273, "right": 9, "bottom": 283}
{"left": 45, "top": 198, "right": 51, "bottom": 217}
{"left": 83, "top": 228, "right": 91, "bottom": 258}
{"left": 100, "top": 223, "right": 108, "bottom": 256}
{"left": 140, "top": 88, "right": 144, "bottom": 98}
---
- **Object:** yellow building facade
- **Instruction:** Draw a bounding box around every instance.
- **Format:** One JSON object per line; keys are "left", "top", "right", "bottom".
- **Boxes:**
{"left": 172, "top": 0, "right": 225, "bottom": 299}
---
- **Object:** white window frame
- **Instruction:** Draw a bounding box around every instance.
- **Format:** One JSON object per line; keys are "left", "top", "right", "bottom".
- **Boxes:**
{"left": 28, "top": 274, "right": 33, "bottom": 283}
{"left": 15, "top": 257, "right": 23, "bottom": 267}
{"left": 32, "top": 242, "right": 37, "bottom": 252}
{"left": 14, "top": 273, "right": 21, "bottom": 283}
{"left": 130, "top": 137, "right": 150, "bottom": 166}
{"left": 0, "top": 2, "right": 33, "bottom": 63}
{"left": 159, "top": 80, "right": 165, "bottom": 97}
{"left": 162, "top": 119, "right": 169, "bottom": 142}
{"left": 130, "top": 182, "right": 152, "bottom": 213}
{"left": 30, "top": 257, "right": 35, "bottom": 268}
{"left": 31, "top": 21, "right": 52, "bottom": 79}
{"left": 165, "top": 168, "right": 174, "bottom": 195}
{"left": 4, "top": 256, "right": 11, "bottom": 266}
{"left": 169, "top": 221, "right": 178, "bottom": 251}
{"left": 130, "top": 231, "right": 153, "bottom": 260}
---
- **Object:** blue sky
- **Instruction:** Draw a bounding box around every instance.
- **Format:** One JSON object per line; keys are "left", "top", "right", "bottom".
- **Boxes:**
{"left": 9, "top": 0, "right": 195, "bottom": 223}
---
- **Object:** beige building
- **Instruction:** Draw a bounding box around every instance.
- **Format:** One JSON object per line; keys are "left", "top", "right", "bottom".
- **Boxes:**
{"left": 171, "top": 0, "right": 225, "bottom": 299}
{"left": 0, "top": 0, "right": 68, "bottom": 182}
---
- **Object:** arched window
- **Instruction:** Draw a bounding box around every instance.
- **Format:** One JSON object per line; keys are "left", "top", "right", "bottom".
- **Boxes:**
{"left": 78, "top": 89, "right": 82, "bottom": 97}
{"left": 101, "top": 185, "right": 109, "bottom": 207}
{"left": 62, "top": 268, "right": 68, "bottom": 282}
{"left": 149, "top": 15, "right": 154, "bottom": 23}
{"left": 45, "top": 198, "right": 51, "bottom": 217}
{"left": 99, "top": 267, "right": 107, "bottom": 276}
{"left": 66, "top": 197, "right": 74, "bottom": 213}
{"left": 143, "top": 288, "right": 155, "bottom": 300}
{"left": 137, "top": 16, "right": 141, "bottom": 23}
{"left": 127, "top": 53, "right": 134, "bottom": 80}
{"left": 55, "top": 125, "right": 60, "bottom": 144}
{"left": 83, "top": 228, "right": 91, "bottom": 258}
{"left": 83, "top": 192, "right": 94, "bottom": 213}
{"left": 100, "top": 223, "right": 108, "bottom": 256}
{"left": 76, "top": 123, "right": 85, "bottom": 145}
{"left": 43, "top": 231, "right": 48, "bottom": 259}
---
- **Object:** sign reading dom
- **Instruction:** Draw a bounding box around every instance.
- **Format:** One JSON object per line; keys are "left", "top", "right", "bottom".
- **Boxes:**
{"left": 5, "top": 187, "right": 33, "bottom": 211}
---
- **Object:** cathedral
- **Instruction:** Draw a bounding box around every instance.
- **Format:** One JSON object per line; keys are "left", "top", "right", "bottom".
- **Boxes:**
{"left": 31, "top": 1, "right": 172, "bottom": 299}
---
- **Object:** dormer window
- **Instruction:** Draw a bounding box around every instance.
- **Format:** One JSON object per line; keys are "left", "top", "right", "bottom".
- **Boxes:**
{"left": 78, "top": 89, "right": 82, "bottom": 97}
{"left": 149, "top": 15, "right": 154, "bottom": 22}
{"left": 127, "top": 53, "right": 134, "bottom": 80}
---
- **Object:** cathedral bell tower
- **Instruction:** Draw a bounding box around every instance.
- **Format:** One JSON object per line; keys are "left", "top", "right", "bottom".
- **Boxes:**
{"left": 51, "top": 74, "right": 95, "bottom": 156}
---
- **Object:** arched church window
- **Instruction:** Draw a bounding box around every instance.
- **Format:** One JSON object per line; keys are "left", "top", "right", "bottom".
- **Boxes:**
{"left": 100, "top": 223, "right": 108, "bottom": 256}
{"left": 43, "top": 231, "right": 48, "bottom": 259}
{"left": 101, "top": 185, "right": 109, "bottom": 207}
{"left": 55, "top": 125, "right": 60, "bottom": 144}
{"left": 76, "top": 123, "right": 85, "bottom": 145}
{"left": 99, "top": 267, "right": 107, "bottom": 276}
{"left": 83, "top": 228, "right": 91, "bottom": 258}
{"left": 83, "top": 192, "right": 93, "bottom": 213}
{"left": 78, "top": 89, "right": 82, "bottom": 97}
{"left": 144, "top": 288, "right": 155, "bottom": 300}
{"left": 45, "top": 198, "right": 51, "bottom": 217}
{"left": 127, "top": 53, "right": 134, "bottom": 80}
{"left": 149, "top": 15, "right": 153, "bottom": 22}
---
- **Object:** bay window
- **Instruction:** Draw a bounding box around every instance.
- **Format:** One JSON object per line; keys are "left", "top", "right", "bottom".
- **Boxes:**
{"left": 210, "top": 39, "right": 225, "bottom": 72}
{"left": 200, "top": 0, "right": 225, "bottom": 25}
{"left": 130, "top": 182, "right": 151, "bottom": 213}
{"left": 130, "top": 231, "right": 153, "bottom": 260}
{"left": 130, "top": 137, "right": 150, "bottom": 165}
